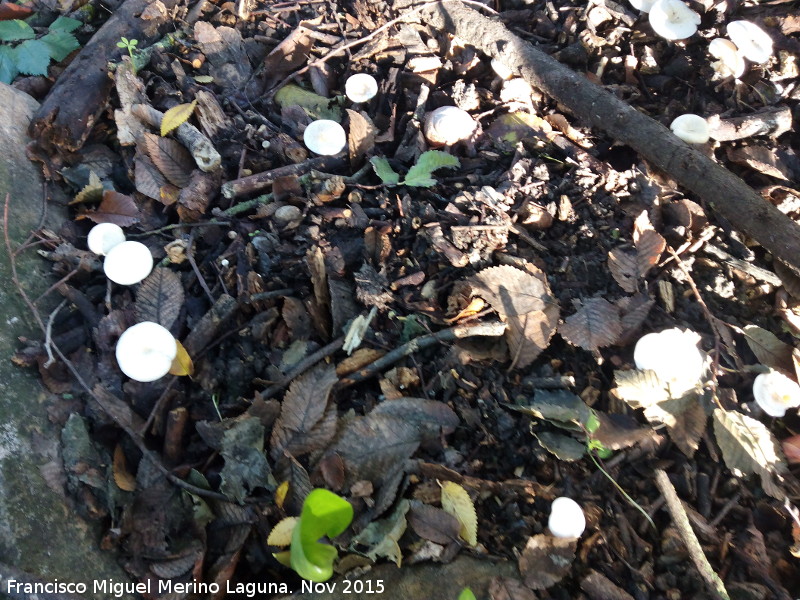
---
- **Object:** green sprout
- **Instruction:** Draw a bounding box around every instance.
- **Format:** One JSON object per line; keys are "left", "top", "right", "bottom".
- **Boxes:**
{"left": 458, "top": 588, "right": 477, "bottom": 600}
{"left": 116, "top": 36, "right": 139, "bottom": 70}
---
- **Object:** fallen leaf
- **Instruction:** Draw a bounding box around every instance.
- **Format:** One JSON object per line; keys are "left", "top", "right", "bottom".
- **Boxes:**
{"left": 77, "top": 190, "right": 142, "bottom": 226}
{"left": 161, "top": 100, "right": 197, "bottom": 137}
{"left": 559, "top": 296, "right": 621, "bottom": 352}
{"left": 350, "top": 499, "right": 409, "bottom": 566}
{"left": 144, "top": 132, "right": 194, "bottom": 188}
{"left": 407, "top": 503, "right": 461, "bottom": 545}
{"left": 440, "top": 481, "right": 477, "bottom": 546}
{"left": 371, "top": 398, "right": 459, "bottom": 442}
{"left": 70, "top": 171, "right": 104, "bottom": 205}
{"left": 666, "top": 399, "right": 707, "bottom": 457}
{"left": 534, "top": 431, "right": 585, "bottom": 461}
{"left": 742, "top": 324, "right": 795, "bottom": 375}
{"left": 346, "top": 109, "right": 376, "bottom": 163}
{"left": 590, "top": 411, "right": 651, "bottom": 451}
{"left": 267, "top": 517, "right": 298, "bottom": 547}
{"left": 489, "top": 576, "right": 538, "bottom": 600}
{"left": 518, "top": 534, "right": 576, "bottom": 590}
{"left": 135, "top": 267, "right": 184, "bottom": 330}
{"left": 608, "top": 248, "right": 638, "bottom": 293}
{"left": 712, "top": 408, "right": 787, "bottom": 499}
{"left": 134, "top": 155, "right": 170, "bottom": 202}
{"left": 113, "top": 444, "right": 136, "bottom": 492}
{"left": 169, "top": 340, "right": 194, "bottom": 377}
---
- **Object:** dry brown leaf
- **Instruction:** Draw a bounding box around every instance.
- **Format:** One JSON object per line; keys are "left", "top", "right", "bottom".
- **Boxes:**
{"left": 617, "top": 293, "right": 655, "bottom": 342}
{"left": 77, "top": 190, "right": 142, "bottom": 226}
{"left": 489, "top": 576, "right": 538, "bottom": 600}
{"left": 589, "top": 411, "right": 651, "bottom": 451}
{"left": 177, "top": 170, "right": 217, "bottom": 222}
{"left": 666, "top": 399, "right": 707, "bottom": 457}
{"left": 144, "top": 132, "right": 194, "bottom": 188}
{"left": 742, "top": 324, "right": 795, "bottom": 375}
{"left": 608, "top": 248, "right": 638, "bottom": 293}
{"left": 559, "top": 296, "right": 621, "bottom": 352}
{"left": 407, "top": 503, "right": 461, "bottom": 545}
{"left": 70, "top": 171, "right": 104, "bottom": 205}
{"left": 727, "top": 145, "right": 793, "bottom": 180}
{"left": 269, "top": 364, "right": 338, "bottom": 460}
{"left": 635, "top": 230, "right": 666, "bottom": 277}
{"left": 113, "top": 444, "right": 136, "bottom": 492}
{"left": 135, "top": 267, "right": 184, "bottom": 330}
{"left": 519, "top": 534, "right": 576, "bottom": 590}
{"left": 346, "top": 109, "right": 377, "bottom": 163}
{"left": 134, "top": 155, "right": 169, "bottom": 202}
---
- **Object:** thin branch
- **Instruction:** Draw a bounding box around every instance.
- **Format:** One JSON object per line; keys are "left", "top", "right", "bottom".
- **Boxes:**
{"left": 260, "top": 336, "right": 346, "bottom": 400}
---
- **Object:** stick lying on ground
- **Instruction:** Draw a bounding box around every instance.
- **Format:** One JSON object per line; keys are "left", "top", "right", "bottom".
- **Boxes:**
{"left": 412, "top": 1, "right": 800, "bottom": 270}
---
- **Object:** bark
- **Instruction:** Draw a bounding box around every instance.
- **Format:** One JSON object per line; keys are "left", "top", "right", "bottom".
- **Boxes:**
{"left": 30, "top": 0, "right": 180, "bottom": 152}
{"left": 414, "top": 1, "right": 800, "bottom": 270}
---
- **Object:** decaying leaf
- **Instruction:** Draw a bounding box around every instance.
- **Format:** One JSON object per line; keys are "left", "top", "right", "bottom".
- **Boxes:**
{"left": 489, "top": 576, "right": 538, "bottom": 600}
{"left": 608, "top": 211, "right": 665, "bottom": 292}
{"left": 144, "top": 132, "right": 194, "bottom": 188}
{"left": 608, "top": 248, "right": 638, "bottom": 293}
{"left": 77, "top": 190, "right": 142, "bottom": 226}
{"left": 521, "top": 389, "right": 592, "bottom": 428}
{"left": 519, "top": 534, "right": 576, "bottom": 590}
{"left": 559, "top": 296, "right": 621, "bottom": 352}
{"left": 134, "top": 155, "right": 170, "bottom": 202}
{"left": 534, "top": 431, "right": 585, "bottom": 461}
{"left": 169, "top": 340, "right": 194, "bottom": 377}
{"left": 135, "top": 267, "right": 184, "bottom": 329}
{"left": 371, "top": 397, "right": 459, "bottom": 442}
{"left": 742, "top": 324, "right": 795, "bottom": 375}
{"left": 70, "top": 171, "right": 104, "bottom": 205}
{"left": 346, "top": 109, "right": 376, "bottom": 162}
{"left": 407, "top": 502, "right": 461, "bottom": 545}
{"left": 274, "top": 83, "right": 341, "bottom": 121}
{"left": 351, "top": 499, "right": 409, "bottom": 566}
{"left": 161, "top": 100, "right": 198, "bottom": 137}
{"left": 440, "top": 481, "right": 477, "bottom": 546}
{"left": 113, "top": 444, "right": 136, "bottom": 492}
{"left": 712, "top": 408, "right": 787, "bottom": 499}
{"left": 666, "top": 399, "right": 707, "bottom": 457}
{"left": 270, "top": 364, "right": 338, "bottom": 460}
{"left": 470, "top": 265, "right": 559, "bottom": 369}
{"left": 614, "top": 369, "right": 671, "bottom": 406}
{"left": 590, "top": 411, "right": 651, "bottom": 451}
{"left": 267, "top": 516, "right": 298, "bottom": 547}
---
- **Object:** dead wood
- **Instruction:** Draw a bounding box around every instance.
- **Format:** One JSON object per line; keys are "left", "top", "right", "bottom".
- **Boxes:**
{"left": 221, "top": 155, "right": 347, "bottom": 199}
{"left": 414, "top": 1, "right": 800, "bottom": 270}
{"left": 709, "top": 106, "right": 793, "bottom": 142}
{"left": 29, "top": 0, "right": 181, "bottom": 152}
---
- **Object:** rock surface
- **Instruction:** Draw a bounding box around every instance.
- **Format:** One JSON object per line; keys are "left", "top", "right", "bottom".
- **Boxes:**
{"left": 0, "top": 83, "right": 131, "bottom": 598}
{"left": 279, "top": 556, "right": 519, "bottom": 600}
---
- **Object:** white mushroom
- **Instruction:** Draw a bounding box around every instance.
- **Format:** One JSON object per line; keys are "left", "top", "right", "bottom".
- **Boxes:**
{"left": 726, "top": 20, "right": 773, "bottom": 64}
{"left": 345, "top": 73, "right": 378, "bottom": 103}
{"left": 87, "top": 223, "right": 126, "bottom": 255}
{"left": 629, "top": 0, "right": 657, "bottom": 12}
{"left": 548, "top": 497, "right": 586, "bottom": 539}
{"left": 648, "top": 0, "right": 701, "bottom": 40}
{"left": 752, "top": 369, "right": 800, "bottom": 417}
{"left": 669, "top": 114, "right": 710, "bottom": 144}
{"left": 103, "top": 240, "right": 154, "bottom": 285}
{"left": 634, "top": 327, "right": 706, "bottom": 393}
{"left": 423, "top": 106, "right": 477, "bottom": 146}
{"left": 490, "top": 58, "right": 514, "bottom": 80}
{"left": 708, "top": 38, "right": 745, "bottom": 79}
{"left": 303, "top": 119, "right": 347, "bottom": 156}
{"left": 115, "top": 321, "right": 177, "bottom": 382}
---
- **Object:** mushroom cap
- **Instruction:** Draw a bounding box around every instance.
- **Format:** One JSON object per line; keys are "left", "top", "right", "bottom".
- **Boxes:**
{"left": 303, "top": 119, "right": 347, "bottom": 156}
{"left": 103, "top": 240, "right": 154, "bottom": 285}
{"left": 648, "top": 0, "right": 701, "bottom": 40}
{"left": 753, "top": 369, "right": 800, "bottom": 417}
{"left": 423, "top": 106, "right": 477, "bottom": 146}
{"left": 726, "top": 20, "right": 773, "bottom": 64}
{"left": 548, "top": 497, "right": 586, "bottom": 539}
{"left": 115, "top": 321, "right": 177, "bottom": 382}
{"left": 708, "top": 38, "right": 745, "bottom": 78}
{"left": 670, "top": 113, "right": 710, "bottom": 144}
{"left": 629, "top": 0, "right": 657, "bottom": 13}
{"left": 345, "top": 73, "right": 378, "bottom": 103}
{"left": 87, "top": 223, "right": 126, "bottom": 255}
{"left": 634, "top": 327, "right": 706, "bottom": 392}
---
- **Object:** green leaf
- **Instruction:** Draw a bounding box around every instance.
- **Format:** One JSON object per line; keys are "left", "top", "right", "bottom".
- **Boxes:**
{"left": 402, "top": 150, "right": 460, "bottom": 187}
{"left": 458, "top": 588, "right": 477, "bottom": 600}
{"left": 40, "top": 31, "right": 80, "bottom": 62}
{"left": 48, "top": 16, "right": 82, "bottom": 34}
{"left": 14, "top": 39, "right": 51, "bottom": 76}
{"left": 370, "top": 156, "right": 400, "bottom": 185}
{"left": 0, "top": 20, "right": 35, "bottom": 42}
{"left": 586, "top": 410, "right": 601, "bottom": 434}
{"left": 0, "top": 45, "right": 19, "bottom": 84}
{"left": 290, "top": 489, "right": 353, "bottom": 582}
{"left": 275, "top": 83, "right": 341, "bottom": 121}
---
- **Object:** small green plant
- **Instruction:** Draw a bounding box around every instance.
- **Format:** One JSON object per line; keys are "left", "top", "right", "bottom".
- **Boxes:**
{"left": 458, "top": 588, "right": 477, "bottom": 600}
{"left": 0, "top": 16, "right": 81, "bottom": 84}
{"left": 371, "top": 150, "right": 460, "bottom": 188}
{"left": 116, "top": 36, "right": 139, "bottom": 69}
{"left": 290, "top": 488, "right": 353, "bottom": 582}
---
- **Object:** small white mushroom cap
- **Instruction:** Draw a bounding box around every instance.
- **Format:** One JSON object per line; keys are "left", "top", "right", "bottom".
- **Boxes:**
{"left": 490, "top": 58, "right": 514, "bottom": 80}
{"left": 648, "top": 0, "right": 701, "bottom": 40}
{"left": 753, "top": 369, "right": 800, "bottom": 417}
{"left": 726, "top": 20, "right": 773, "bottom": 64}
{"left": 345, "top": 73, "right": 378, "bottom": 103}
{"left": 548, "top": 497, "right": 586, "bottom": 539}
{"left": 423, "top": 106, "right": 477, "bottom": 146}
{"left": 87, "top": 223, "right": 126, "bottom": 255}
{"left": 634, "top": 328, "right": 706, "bottom": 392}
{"left": 670, "top": 114, "right": 710, "bottom": 144}
{"left": 303, "top": 119, "right": 347, "bottom": 156}
{"left": 708, "top": 38, "right": 745, "bottom": 79}
{"left": 115, "top": 321, "right": 177, "bottom": 382}
{"left": 103, "top": 240, "right": 154, "bottom": 285}
{"left": 629, "top": 0, "right": 657, "bottom": 13}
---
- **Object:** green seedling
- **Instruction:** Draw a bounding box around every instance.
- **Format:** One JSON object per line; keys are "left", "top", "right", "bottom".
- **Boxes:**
{"left": 458, "top": 588, "right": 477, "bottom": 600}
{"left": 116, "top": 36, "right": 139, "bottom": 72}
{"left": 0, "top": 16, "right": 81, "bottom": 84}
{"left": 371, "top": 150, "right": 460, "bottom": 188}
{"left": 289, "top": 489, "right": 353, "bottom": 582}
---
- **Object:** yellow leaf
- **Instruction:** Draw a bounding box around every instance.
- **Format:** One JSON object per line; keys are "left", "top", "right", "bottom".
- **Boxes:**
{"left": 113, "top": 444, "right": 136, "bottom": 492}
{"left": 169, "top": 340, "right": 194, "bottom": 376}
{"left": 440, "top": 481, "right": 477, "bottom": 546}
{"left": 273, "top": 551, "right": 292, "bottom": 567}
{"left": 161, "top": 100, "right": 197, "bottom": 137}
{"left": 70, "top": 171, "right": 104, "bottom": 205}
{"left": 267, "top": 516, "right": 298, "bottom": 547}
{"left": 445, "top": 297, "right": 486, "bottom": 323}
{"left": 275, "top": 480, "right": 289, "bottom": 509}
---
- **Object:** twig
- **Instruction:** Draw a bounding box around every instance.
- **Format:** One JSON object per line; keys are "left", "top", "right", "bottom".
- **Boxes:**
{"left": 187, "top": 228, "right": 215, "bottom": 304}
{"left": 654, "top": 469, "right": 730, "bottom": 600}
{"left": 260, "top": 336, "right": 346, "bottom": 400}
{"left": 43, "top": 299, "right": 67, "bottom": 368}
{"left": 220, "top": 156, "right": 346, "bottom": 200}
{"left": 337, "top": 321, "right": 507, "bottom": 388}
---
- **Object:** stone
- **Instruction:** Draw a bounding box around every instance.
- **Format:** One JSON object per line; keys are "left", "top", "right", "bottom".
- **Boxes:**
{"left": 0, "top": 83, "right": 131, "bottom": 597}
